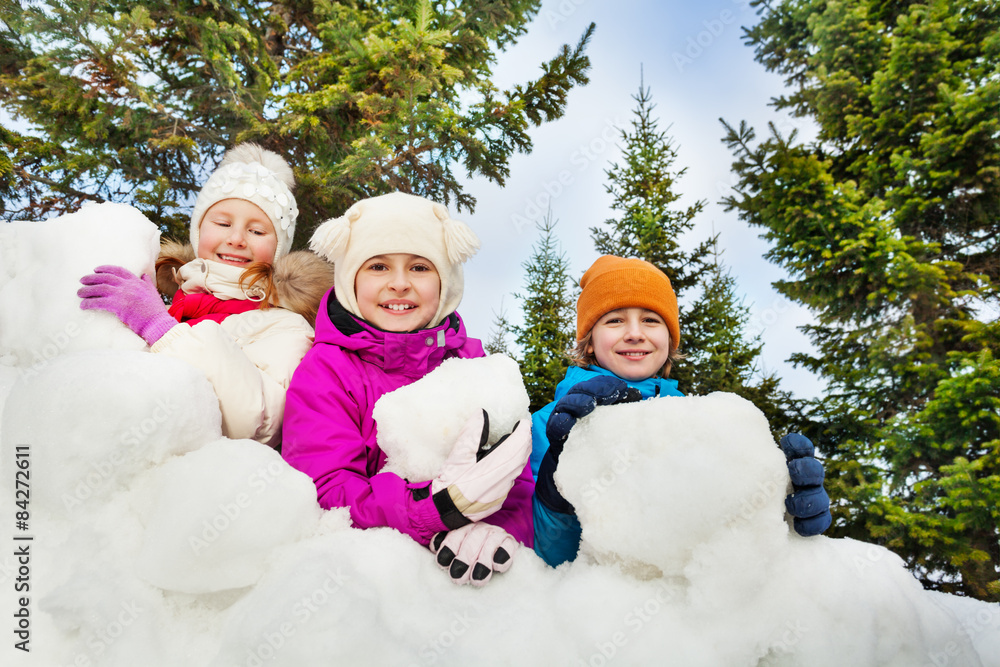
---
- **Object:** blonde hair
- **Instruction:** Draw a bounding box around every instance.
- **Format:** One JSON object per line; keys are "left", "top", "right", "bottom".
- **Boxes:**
{"left": 568, "top": 328, "right": 683, "bottom": 379}
{"left": 238, "top": 262, "right": 276, "bottom": 305}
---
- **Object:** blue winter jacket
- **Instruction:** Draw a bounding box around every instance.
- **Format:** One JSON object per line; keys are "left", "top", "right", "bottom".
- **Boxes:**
{"left": 531, "top": 365, "right": 683, "bottom": 566}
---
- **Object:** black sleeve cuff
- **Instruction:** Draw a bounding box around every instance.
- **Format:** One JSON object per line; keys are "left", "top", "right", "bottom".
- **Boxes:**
{"left": 432, "top": 488, "right": 473, "bottom": 530}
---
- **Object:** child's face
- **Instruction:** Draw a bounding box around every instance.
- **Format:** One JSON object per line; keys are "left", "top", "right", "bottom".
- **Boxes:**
{"left": 197, "top": 199, "right": 278, "bottom": 267}
{"left": 587, "top": 308, "right": 671, "bottom": 382}
{"left": 354, "top": 254, "right": 441, "bottom": 332}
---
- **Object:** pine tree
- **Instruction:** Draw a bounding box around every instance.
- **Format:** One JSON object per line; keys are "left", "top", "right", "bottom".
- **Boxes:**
{"left": 591, "top": 78, "right": 711, "bottom": 393}
{"left": 0, "top": 0, "right": 593, "bottom": 241}
{"left": 723, "top": 0, "right": 1000, "bottom": 599}
{"left": 591, "top": 78, "right": 711, "bottom": 294}
{"left": 513, "top": 212, "right": 575, "bottom": 412}
{"left": 484, "top": 301, "right": 514, "bottom": 357}
{"left": 592, "top": 78, "right": 793, "bottom": 428}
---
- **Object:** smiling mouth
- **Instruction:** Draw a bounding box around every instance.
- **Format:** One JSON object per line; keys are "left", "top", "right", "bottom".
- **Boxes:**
{"left": 381, "top": 303, "right": 417, "bottom": 312}
{"left": 218, "top": 254, "right": 250, "bottom": 264}
{"left": 618, "top": 351, "right": 650, "bottom": 358}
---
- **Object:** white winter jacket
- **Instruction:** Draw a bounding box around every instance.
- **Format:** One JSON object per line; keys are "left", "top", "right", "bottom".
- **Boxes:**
{"left": 151, "top": 307, "right": 314, "bottom": 446}
{"left": 152, "top": 242, "right": 335, "bottom": 448}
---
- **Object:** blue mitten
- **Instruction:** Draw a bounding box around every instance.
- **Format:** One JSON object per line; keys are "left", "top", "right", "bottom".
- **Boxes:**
{"left": 781, "top": 433, "right": 832, "bottom": 536}
{"left": 545, "top": 376, "right": 641, "bottom": 451}
{"left": 537, "top": 376, "right": 641, "bottom": 514}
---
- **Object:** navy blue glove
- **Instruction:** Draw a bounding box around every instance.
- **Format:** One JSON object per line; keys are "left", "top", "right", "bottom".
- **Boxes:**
{"left": 537, "top": 376, "right": 642, "bottom": 515}
{"left": 545, "top": 376, "right": 641, "bottom": 455}
{"left": 781, "top": 433, "right": 832, "bottom": 536}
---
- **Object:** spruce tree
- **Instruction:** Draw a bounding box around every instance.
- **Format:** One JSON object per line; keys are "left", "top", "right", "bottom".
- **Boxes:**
{"left": 723, "top": 0, "right": 1000, "bottom": 598}
{"left": 484, "top": 301, "right": 514, "bottom": 357}
{"left": 513, "top": 212, "right": 575, "bottom": 412}
{"left": 591, "top": 79, "right": 711, "bottom": 295}
{"left": 0, "top": 0, "right": 593, "bottom": 241}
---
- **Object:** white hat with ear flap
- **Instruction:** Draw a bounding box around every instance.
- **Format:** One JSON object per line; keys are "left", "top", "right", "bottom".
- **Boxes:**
{"left": 310, "top": 192, "right": 480, "bottom": 329}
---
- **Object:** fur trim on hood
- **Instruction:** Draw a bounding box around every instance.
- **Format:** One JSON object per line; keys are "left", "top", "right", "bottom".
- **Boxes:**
{"left": 156, "top": 240, "right": 335, "bottom": 327}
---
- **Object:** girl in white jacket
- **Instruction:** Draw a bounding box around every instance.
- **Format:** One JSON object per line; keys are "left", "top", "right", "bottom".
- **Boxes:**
{"left": 77, "top": 144, "right": 334, "bottom": 447}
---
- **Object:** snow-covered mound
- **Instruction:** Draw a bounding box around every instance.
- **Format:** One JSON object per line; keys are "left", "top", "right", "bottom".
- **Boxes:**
{"left": 0, "top": 204, "right": 997, "bottom": 666}
{"left": 0, "top": 202, "right": 158, "bottom": 371}
{"left": 559, "top": 393, "right": 994, "bottom": 665}
{"left": 133, "top": 439, "right": 321, "bottom": 595}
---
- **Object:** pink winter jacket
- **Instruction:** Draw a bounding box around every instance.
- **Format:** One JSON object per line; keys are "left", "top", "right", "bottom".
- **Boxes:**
{"left": 281, "top": 289, "right": 534, "bottom": 547}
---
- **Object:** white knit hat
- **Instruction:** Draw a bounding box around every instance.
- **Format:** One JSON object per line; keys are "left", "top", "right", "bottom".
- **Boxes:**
{"left": 189, "top": 143, "right": 299, "bottom": 261}
{"left": 310, "top": 192, "right": 480, "bottom": 329}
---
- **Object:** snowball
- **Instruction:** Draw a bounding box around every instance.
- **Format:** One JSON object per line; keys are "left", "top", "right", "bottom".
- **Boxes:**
{"left": 0, "top": 350, "right": 221, "bottom": 517}
{"left": 558, "top": 391, "right": 787, "bottom": 577}
{"left": 0, "top": 202, "right": 161, "bottom": 367}
{"left": 374, "top": 354, "right": 530, "bottom": 480}
{"left": 133, "top": 439, "right": 322, "bottom": 594}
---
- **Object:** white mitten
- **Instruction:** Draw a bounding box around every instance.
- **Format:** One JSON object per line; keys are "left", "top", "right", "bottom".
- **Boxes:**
{"left": 429, "top": 409, "right": 531, "bottom": 527}
{"left": 430, "top": 523, "right": 519, "bottom": 586}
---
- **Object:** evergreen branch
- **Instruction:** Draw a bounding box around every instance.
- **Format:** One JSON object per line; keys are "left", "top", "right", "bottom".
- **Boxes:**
{"left": 20, "top": 169, "right": 103, "bottom": 203}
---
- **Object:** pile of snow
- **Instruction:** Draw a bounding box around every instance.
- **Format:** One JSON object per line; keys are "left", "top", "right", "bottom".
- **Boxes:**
{"left": 0, "top": 204, "right": 997, "bottom": 667}
{"left": 559, "top": 394, "right": 997, "bottom": 664}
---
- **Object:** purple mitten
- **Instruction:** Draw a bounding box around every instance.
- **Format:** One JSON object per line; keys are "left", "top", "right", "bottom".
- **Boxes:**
{"left": 78, "top": 265, "right": 177, "bottom": 345}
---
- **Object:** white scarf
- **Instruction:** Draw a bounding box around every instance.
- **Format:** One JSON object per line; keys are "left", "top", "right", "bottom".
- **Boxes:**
{"left": 174, "top": 259, "right": 266, "bottom": 302}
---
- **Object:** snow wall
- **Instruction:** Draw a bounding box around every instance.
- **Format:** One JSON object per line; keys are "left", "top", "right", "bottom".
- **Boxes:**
{"left": 0, "top": 203, "right": 997, "bottom": 667}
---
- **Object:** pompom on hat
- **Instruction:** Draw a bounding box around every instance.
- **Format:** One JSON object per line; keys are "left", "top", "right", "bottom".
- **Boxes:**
{"left": 189, "top": 143, "right": 299, "bottom": 262}
{"left": 576, "top": 255, "right": 680, "bottom": 346}
{"left": 310, "top": 192, "right": 480, "bottom": 329}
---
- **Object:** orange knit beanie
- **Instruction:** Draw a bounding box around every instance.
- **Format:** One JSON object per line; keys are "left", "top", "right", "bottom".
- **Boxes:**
{"left": 576, "top": 255, "right": 680, "bottom": 346}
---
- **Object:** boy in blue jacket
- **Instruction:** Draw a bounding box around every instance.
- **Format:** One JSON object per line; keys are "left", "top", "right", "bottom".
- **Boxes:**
{"left": 532, "top": 255, "right": 832, "bottom": 566}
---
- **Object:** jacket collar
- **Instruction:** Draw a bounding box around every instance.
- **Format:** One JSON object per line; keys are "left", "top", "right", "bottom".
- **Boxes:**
{"left": 554, "top": 364, "right": 682, "bottom": 401}
{"left": 314, "top": 288, "right": 468, "bottom": 378}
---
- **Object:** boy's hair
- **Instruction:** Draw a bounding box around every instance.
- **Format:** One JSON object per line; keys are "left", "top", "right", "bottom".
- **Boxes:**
{"left": 568, "top": 329, "right": 682, "bottom": 378}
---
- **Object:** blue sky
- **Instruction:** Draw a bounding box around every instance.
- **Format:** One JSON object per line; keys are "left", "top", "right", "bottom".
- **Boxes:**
{"left": 459, "top": 0, "right": 826, "bottom": 399}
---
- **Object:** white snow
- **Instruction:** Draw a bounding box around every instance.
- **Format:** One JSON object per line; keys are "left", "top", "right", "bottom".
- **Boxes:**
{"left": 133, "top": 440, "right": 322, "bottom": 595}
{"left": 374, "top": 353, "right": 530, "bottom": 481}
{"left": 0, "top": 202, "right": 157, "bottom": 370}
{"left": 0, "top": 203, "right": 997, "bottom": 666}
{"left": 558, "top": 394, "right": 994, "bottom": 665}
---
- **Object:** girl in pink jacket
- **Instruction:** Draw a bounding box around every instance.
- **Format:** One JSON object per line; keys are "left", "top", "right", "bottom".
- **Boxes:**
{"left": 282, "top": 192, "right": 534, "bottom": 586}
